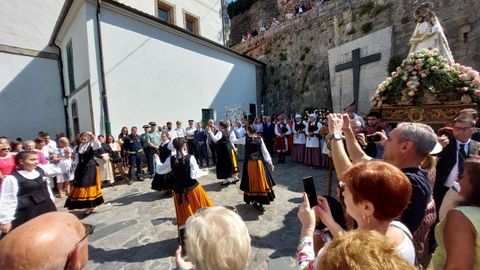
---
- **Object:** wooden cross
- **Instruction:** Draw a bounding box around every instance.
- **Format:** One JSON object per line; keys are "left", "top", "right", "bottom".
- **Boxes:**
{"left": 335, "top": 48, "right": 381, "bottom": 111}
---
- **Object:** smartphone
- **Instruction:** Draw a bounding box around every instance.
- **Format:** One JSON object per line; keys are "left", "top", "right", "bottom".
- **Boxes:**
{"left": 302, "top": 176, "right": 318, "bottom": 207}
{"left": 366, "top": 134, "right": 382, "bottom": 143}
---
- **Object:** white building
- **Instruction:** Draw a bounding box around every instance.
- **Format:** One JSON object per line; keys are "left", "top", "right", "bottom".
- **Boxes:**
{"left": 51, "top": 0, "right": 263, "bottom": 137}
{"left": 0, "top": 0, "right": 65, "bottom": 140}
{"left": 114, "top": 0, "right": 227, "bottom": 44}
{"left": 0, "top": 0, "right": 263, "bottom": 140}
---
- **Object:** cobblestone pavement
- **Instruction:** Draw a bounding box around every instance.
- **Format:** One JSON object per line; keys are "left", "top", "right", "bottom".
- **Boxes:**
{"left": 55, "top": 157, "right": 337, "bottom": 270}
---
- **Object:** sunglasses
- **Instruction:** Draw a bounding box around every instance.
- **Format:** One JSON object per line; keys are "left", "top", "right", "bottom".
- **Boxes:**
{"left": 0, "top": 148, "right": 11, "bottom": 151}
{"left": 64, "top": 223, "right": 95, "bottom": 270}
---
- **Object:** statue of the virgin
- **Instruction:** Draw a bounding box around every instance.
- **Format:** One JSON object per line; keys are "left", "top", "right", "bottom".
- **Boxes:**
{"left": 408, "top": 2, "right": 454, "bottom": 63}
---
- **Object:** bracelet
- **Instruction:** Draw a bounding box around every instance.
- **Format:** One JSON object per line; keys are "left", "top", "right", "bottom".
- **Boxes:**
{"left": 301, "top": 228, "right": 314, "bottom": 234}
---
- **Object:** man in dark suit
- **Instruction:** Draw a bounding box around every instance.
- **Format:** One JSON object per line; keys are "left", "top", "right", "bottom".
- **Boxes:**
{"left": 262, "top": 115, "right": 276, "bottom": 156}
{"left": 434, "top": 114, "right": 479, "bottom": 213}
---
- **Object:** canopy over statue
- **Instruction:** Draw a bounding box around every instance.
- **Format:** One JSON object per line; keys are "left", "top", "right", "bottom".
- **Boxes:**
{"left": 409, "top": 2, "right": 454, "bottom": 64}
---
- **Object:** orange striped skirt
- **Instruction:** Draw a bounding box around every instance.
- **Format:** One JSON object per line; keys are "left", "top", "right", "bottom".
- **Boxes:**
{"left": 245, "top": 160, "right": 272, "bottom": 197}
{"left": 174, "top": 185, "right": 213, "bottom": 226}
{"left": 65, "top": 167, "right": 104, "bottom": 210}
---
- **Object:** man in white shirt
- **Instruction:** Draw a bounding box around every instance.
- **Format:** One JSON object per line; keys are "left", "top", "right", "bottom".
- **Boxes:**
{"left": 175, "top": 121, "right": 186, "bottom": 140}
{"left": 185, "top": 120, "right": 197, "bottom": 156}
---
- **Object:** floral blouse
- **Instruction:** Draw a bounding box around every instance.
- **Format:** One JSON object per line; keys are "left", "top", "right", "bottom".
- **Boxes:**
{"left": 296, "top": 236, "right": 316, "bottom": 270}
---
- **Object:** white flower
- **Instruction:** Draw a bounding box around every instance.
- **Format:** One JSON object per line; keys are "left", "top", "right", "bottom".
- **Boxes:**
{"left": 408, "top": 91, "right": 415, "bottom": 96}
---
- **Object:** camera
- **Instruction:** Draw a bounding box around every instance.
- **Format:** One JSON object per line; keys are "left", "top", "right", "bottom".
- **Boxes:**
{"left": 366, "top": 134, "right": 382, "bottom": 143}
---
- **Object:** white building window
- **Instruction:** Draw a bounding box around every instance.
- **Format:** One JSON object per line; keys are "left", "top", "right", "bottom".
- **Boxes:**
{"left": 184, "top": 12, "right": 199, "bottom": 34}
{"left": 157, "top": 1, "right": 175, "bottom": 24}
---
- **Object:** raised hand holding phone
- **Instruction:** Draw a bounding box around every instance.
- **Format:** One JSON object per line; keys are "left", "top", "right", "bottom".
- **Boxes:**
{"left": 297, "top": 193, "right": 316, "bottom": 234}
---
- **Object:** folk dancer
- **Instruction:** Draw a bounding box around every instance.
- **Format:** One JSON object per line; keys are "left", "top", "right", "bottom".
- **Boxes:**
{"left": 153, "top": 138, "right": 213, "bottom": 245}
{"left": 65, "top": 132, "right": 105, "bottom": 216}
{"left": 207, "top": 121, "right": 240, "bottom": 185}
{"left": 274, "top": 118, "right": 291, "bottom": 163}
{"left": 304, "top": 114, "right": 322, "bottom": 167}
{"left": 151, "top": 132, "right": 175, "bottom": 195}
{"left": 233, "top": 125, "right": 275, "bottom": 211}
{"left": 0, "top": 151, "right": 59, "bottom": 235}
{"left": 207, "top": 119, "right": 218, "bottom": 166}
{"left": 292, "top": 114, "right": 307, "bottom": 163}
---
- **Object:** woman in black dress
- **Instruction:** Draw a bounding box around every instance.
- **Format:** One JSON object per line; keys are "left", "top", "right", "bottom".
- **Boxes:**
{"left": 233, "top": 125, "right": 275, "bottom": 211}
{"left": 207, "top": 121, "right": 239, "bottom": 185}
{"left": 0, "top": 150, "right": 58, "bottom": 234}
{"left": 65, "top": 132, "right": 104, "bottom": 216}
{"left": 151, "top": 132, "right": 174, "bottom": 193}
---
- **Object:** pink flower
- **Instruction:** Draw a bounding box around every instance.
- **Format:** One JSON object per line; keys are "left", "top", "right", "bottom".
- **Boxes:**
{"left": 459, "top": 74, "right": 468, "bottom": 80}
{"left": 473, "top": 79, "right": 480, "bottom": 84}
{"left": 415, "top": 64, "right": 422, "bottom": 70}
{"left": 461, "top": 87, "right": 469, "bottom": 92}
{"left": 421, "top": 73, "right": 427, "bottom": 78}
{"left": 474, "top": 90, "right": 480, "bottom": 96}
{"left": 412, "top": 71, "right": 417, "bottom": 76}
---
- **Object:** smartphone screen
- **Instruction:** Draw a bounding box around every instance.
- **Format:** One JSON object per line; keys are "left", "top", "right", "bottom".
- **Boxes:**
{"left": 302, "top": 176, "right": 318, "bottom": 207}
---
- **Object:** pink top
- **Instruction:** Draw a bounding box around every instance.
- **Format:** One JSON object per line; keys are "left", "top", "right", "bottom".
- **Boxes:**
{"left": 35, "top": 150, "right": 48, "bottom": 165}
{"left": 0, "top": 155, "right": 16, "bottom": 177}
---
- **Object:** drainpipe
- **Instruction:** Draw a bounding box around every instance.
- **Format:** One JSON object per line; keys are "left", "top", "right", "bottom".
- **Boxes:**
{"left": 53, "top": 43, "right": 71, "bottom": 139}
{"left": 96, "top": 0, "right": 111, "bottom": 136}
{"left": 220, "top": 0, "right": 226, "bottom": 46}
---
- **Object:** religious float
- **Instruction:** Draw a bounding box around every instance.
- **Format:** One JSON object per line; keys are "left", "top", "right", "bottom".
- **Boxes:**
{"left": 371, "top": 3, "right": 479, "bottom": 124}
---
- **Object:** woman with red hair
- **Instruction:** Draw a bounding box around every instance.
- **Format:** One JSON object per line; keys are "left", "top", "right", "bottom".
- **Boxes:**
{"left": 297, "top": 161, "right": 416, "bottom": 269}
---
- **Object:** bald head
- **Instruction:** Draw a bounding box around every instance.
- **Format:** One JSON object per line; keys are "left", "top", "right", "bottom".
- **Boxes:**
{"left": 0, "top": 212, "right": 88, "bottom": 270}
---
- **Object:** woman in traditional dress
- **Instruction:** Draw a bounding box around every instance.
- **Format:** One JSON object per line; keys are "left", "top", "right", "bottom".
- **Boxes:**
{"left": 153, "top": 137, "right": 213, "bottom": 244}
{"left": 304, "top": 114, "right": 322, "bottom": 167}
{"left": 65, "top": 132, "right": 104, "bottom": 216}
{"left": 232, "top": 125, "right": 275, "bottom": 211}
{"left": 151, "top": 132, "right": 174, "bottom": 194}
{"left": 292, "top": 114, "right": 307, "bottom": 163}
{"left": 274, "top": 118, "right": 291, "bottom": 163}
{"left": 0, "top": 151, "right": 58, "bottom": 234}
{"left": 207, "top": 121, "right": 240, "bottom": 185}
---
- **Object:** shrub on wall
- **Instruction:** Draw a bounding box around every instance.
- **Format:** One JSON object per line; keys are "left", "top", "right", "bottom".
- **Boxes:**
{"left": 227, "top": 0, "right": 259, "bottom": 19}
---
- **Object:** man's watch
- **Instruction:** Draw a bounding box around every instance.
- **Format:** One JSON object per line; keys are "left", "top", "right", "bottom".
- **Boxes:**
{"left": 326, "top": 133, "right": 344, "bottom": 141}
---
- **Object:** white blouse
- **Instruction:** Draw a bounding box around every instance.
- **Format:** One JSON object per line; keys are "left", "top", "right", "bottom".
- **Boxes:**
{"left": 0, "top": 164, "right": 60, "bottom": 224}
{"left": 154, "top": 151, "right": 207, "bottom": 179}
{"left": 231, "top": 137, "right": 273, "bottom": 166}
{"left": 208, "top": 130, "right": 237, "bottom": 149}
{"left": 292, "top": 121, "right": 307, "bottom": 144}
{"left": 305, "top": 122, "right": 322, "bottom": 148}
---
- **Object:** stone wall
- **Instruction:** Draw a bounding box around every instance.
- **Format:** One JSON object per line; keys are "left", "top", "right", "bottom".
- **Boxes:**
{"left": 229, "top": 0, "right": 279, "bottom": 46}
{"left": 231, "top": 0, "right": 480, "bottom": 115}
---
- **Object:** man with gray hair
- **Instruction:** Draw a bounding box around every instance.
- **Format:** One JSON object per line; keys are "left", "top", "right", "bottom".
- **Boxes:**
{"left": 326, "top": 113, "right": 442, "bottom": 233}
